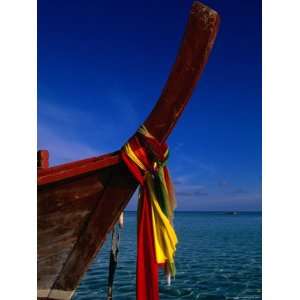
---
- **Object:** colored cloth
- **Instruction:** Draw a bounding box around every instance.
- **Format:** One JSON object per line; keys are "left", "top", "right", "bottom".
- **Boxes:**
{"left": 121, "top": 125, "right": 178, "bottom": 300}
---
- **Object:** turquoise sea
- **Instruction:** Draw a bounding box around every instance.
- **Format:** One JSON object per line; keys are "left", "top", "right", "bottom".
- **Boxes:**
{"left": 73, "top": 212, "right": 261, "bottom": 300}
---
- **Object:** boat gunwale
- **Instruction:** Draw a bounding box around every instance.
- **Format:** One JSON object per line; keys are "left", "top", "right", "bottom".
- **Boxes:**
{"left": 38, "top": 151, "right": 120, "bottom": 186}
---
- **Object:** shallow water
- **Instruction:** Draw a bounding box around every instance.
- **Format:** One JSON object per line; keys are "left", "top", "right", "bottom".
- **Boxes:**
{"left": 73, "top": 212, "right": 261, "bottom": 300}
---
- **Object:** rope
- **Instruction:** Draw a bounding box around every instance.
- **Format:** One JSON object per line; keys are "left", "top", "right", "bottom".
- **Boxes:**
{"left": 106, "top": 214, "right": 123, "bottom": 300}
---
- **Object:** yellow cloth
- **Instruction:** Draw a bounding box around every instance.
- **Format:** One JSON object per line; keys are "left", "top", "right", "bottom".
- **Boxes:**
{"left": 146, "top": 173, "right": 178, "bottom": 264}
{"left": 123, "top": 127, "right": 178, "bottom": 267}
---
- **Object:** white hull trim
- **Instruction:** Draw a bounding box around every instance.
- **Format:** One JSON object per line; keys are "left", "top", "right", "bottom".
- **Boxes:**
{"left": 38, "top": 289, "right": 75, "bottom": 300}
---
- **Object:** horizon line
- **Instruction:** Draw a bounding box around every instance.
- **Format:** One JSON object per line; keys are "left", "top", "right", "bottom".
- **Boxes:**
{"left": 124, "top": 210, "right": 262, "bottom": 213}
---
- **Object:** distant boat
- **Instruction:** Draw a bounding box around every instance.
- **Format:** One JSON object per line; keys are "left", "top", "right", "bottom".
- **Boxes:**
{"left": 225, "top": 211, "right": 239, "bottom": 215}
{"left": 37, "top": 2, "right": 220, "bottom": 300}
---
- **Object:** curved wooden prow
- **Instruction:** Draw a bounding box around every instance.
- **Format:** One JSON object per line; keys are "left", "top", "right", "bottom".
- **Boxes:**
{"left": 37, "top": 3, "right": 220, "bottom": 299}
{"left": 38, "top": 2, "right": 219, "bottom": 186}
{"left": 144, "top": 2, "right": 219, "bottom": 142}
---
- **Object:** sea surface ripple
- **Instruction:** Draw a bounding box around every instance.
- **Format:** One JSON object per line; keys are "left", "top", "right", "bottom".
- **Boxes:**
{"left": 73, "top": 212, "right": 261, "bottom": 300}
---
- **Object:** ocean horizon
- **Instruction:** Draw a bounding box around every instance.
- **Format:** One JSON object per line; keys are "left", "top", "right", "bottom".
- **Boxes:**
{"left": 125, "top": 210, "right": 262, "bottom": 213}
{"left": 74, "top": 211, "right": 261, "bottom": 300}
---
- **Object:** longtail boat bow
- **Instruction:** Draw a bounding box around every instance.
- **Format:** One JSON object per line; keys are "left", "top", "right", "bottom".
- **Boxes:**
{"left": 37, "top": 2, "right": 220, "bottom": 300}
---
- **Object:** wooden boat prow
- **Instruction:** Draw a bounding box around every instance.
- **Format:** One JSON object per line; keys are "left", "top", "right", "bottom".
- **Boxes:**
{"left": 38, "top": 2, "right": 220, "bottom": 299}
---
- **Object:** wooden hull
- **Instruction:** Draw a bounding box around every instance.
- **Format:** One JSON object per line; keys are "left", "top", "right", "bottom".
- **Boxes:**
{"left": 38, "top": 2, "right": 220, "bottom": 299}
{"left": 38, "top": 157, "right": 136, "bottom": 299}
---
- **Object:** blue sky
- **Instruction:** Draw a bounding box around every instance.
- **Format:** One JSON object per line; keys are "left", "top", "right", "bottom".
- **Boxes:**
{"left": 38, "top": 0, "right": 261, "bottom": 211}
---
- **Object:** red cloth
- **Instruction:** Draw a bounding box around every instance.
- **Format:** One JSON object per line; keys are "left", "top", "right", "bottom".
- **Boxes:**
{"left": 121, "top": 138, "right": 160, "bottom": 300}
{"left": 136, "top": 189, "right": 159, "bottom": 300}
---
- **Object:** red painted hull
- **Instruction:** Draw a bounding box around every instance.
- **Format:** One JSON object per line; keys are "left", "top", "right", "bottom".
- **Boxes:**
{"left": 37, "top": 2, "right": 220, "bottom": 299}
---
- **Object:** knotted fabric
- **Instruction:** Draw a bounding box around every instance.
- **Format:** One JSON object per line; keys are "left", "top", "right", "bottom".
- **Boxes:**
{"left": 121, "top": 125, "right": 178, "bottom": 300}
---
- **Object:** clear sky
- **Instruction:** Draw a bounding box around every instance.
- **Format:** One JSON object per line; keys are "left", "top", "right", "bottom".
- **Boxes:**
{"left": 38, "top": 0, "right": 261, "bottom": 211}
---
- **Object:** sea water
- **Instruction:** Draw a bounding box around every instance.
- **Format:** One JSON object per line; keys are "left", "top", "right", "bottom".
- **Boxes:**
{"left": 73, "top": 212, "right": 261, "bottom": 300}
